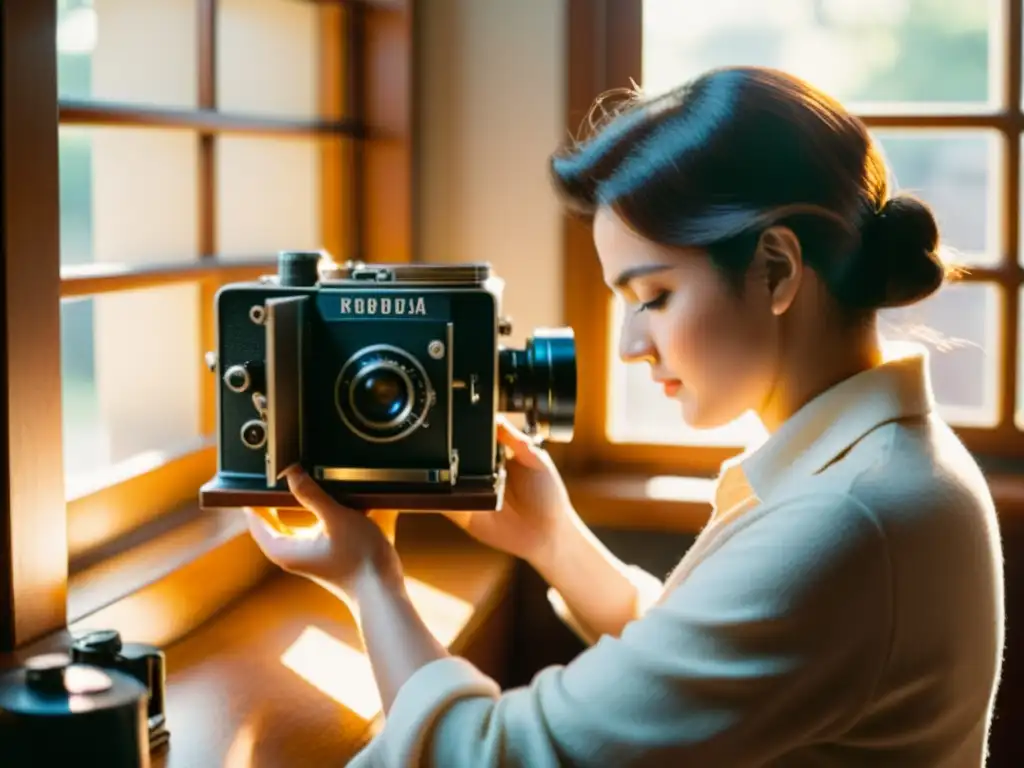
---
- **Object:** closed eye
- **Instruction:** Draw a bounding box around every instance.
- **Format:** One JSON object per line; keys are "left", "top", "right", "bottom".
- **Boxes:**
{"left": 636, "top": 290, "right": 670, "bottom": 312}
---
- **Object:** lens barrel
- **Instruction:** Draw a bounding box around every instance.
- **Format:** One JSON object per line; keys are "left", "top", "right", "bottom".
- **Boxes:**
{"left": 498, "top": 328, "right": 576, "bottom": 441}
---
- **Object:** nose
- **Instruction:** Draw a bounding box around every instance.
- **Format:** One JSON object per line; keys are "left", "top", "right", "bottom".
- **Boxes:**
{"left": 619, "top": 316, "right": 657, "bottom": 365}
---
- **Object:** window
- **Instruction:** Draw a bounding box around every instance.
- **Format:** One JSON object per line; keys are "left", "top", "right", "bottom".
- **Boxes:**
{"left": 56, "top": 0, "right": 350, "bottom": 562}
{"left": 564, "top": 0, "right": 1024, "bottom": 478}
{"left": 2, "top": 0, "right": 414, "bottom": 651}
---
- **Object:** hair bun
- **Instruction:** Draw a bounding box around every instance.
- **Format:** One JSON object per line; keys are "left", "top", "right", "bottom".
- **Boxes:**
{"left": 859, "top": 195, "right": 945, "bottom": 309}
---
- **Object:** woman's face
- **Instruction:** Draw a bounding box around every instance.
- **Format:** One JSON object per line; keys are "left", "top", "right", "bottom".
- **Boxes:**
{"left": 593, "top": 206, "right": 781, "bottom": 430}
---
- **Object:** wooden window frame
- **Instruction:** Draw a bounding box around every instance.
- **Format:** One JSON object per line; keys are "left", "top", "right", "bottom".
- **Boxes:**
{"left": 561, "top": 0, "right": 1024, "bottom": 480}
{"left": 1, "top": 0, "right": 416, "bottom": 652}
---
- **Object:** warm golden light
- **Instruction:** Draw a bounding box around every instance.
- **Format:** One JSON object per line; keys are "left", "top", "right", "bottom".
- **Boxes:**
{"left": 643, "top": 475, "right": 715, "bottom": 503}
{"left": 223, "top": 720, "right": 258, "bottom": 768}
{"left": 280, "top": 625, "right": 381, "bottom": 720}
{"left": 278, "top": 580, "right": 474, "bottom": 719}
{"left": 404, "top": 577, "right": 474, "bottom": 647}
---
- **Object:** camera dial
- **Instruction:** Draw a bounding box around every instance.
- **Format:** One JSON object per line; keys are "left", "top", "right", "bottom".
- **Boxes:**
{"left": 240, "top": 419, "right": 267, "bottom": 450}
{"left": 223, "top": 364, "right": 250, "bottom": 393}
{"left": 336, "top": 344, "right": 433, "bottom": 443}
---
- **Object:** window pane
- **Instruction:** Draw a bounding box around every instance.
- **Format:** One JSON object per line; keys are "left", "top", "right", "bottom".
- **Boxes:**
{"left": 607, "top": 282, "right": 1000, "bottom": 446}
{"left": 606, "top": 296, "right": 764, "bottom": 447}
{"left": 58, "top": 0, "right": 197, "bottom": 107}
{"left": 642, "top": 0, "right": 994, "bottom": 109}
{"left": 873, "top": 130, "right": 999, "bottom": 267}
{"left": 62, "top": 284, "right": 203, "bottom": 496}
{"left": 218, "top": 0, "right": 319, "bottom": 118}
{"left": 59, "top": 127, "right": 199, "bottom": 268}
{"left": 217, "top": 136, "right": 322, "bottom": 257}
{"left": 880, "top": 282, "right": 1001, "bottom": 427}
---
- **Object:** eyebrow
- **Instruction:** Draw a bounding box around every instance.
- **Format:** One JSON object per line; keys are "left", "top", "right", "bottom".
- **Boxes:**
{"left": 611, "top": 264, "right": 672, "bottom": 289}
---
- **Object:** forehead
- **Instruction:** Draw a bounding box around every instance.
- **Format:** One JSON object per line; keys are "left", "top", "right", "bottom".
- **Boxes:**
{"left": 593, "top": 206, "right": 681, "bottom": 285}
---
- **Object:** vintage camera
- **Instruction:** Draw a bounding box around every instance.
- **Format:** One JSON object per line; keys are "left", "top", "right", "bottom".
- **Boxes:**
{"left": 199, "top": 251, "right": 577, "bottom": 512}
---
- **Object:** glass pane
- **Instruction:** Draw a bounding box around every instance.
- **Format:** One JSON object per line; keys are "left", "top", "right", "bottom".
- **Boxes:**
{"left": 606, "top": 296, "right": 765, "bottom": 447}
{"left": 217, "top": 136, "right": 322, "bottom": 257}
{"left": 62, "top": 284, "right": 202, "bottom": 495}
{"left": 59, "top": 126, "right": 199, "bottom": 268}
{"left": 873, "top": 130, "right": 999, "bottom": 267}
{"left": 880, "top": 282, "right": 1001, "bottom": 427}
{"left": 218, "top": 0, "right": 319, "bottom": 118}
{"left": 642, "top": 0, "right": 995, "bottom": 110}
{"left": 608, "top": 282, "right": 1001, "bottom": 446}
{"left": 58, "top": 0, "right": 197, "bottom": 107}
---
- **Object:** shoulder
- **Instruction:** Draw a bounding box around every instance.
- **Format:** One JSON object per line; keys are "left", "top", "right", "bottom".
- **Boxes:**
{"left": 771, "top": 413, "right": 996, "bottom": 543}
{"left": 835, "top": 415, "right": 998, "bottom": 553}
{"left": 677, "top": 491, "right": 892, "bottom": 622}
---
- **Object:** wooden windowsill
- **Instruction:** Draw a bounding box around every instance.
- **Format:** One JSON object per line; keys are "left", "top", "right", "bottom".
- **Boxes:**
{"left": 1, "top": 512, "right": 514, "bottom": 768}
{"left": 566, "top": 470, "right": 1024, "bottom": 533}
{"left": 150, "top": 515, "right": 514, "bottom": 767}
{"left": 566, "top": 473, "right": 715, "bottom": 533}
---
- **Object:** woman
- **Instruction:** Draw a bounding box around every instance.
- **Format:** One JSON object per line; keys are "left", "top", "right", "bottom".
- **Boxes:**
{"left": 246, "top": 67, "right": 1005, "bottom": 766}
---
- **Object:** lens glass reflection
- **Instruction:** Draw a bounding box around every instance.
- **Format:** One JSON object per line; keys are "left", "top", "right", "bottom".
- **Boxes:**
{"left": 353, "top": 369, "right": 408, "bottom": 424}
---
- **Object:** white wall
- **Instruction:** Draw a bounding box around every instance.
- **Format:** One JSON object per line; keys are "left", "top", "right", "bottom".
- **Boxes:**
{"left": 416, "top": 0, "right": 567, "bottom": 347}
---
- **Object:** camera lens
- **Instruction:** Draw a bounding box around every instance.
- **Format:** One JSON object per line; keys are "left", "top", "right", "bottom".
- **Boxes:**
{"left": 335, "top": 345, "right": 433, "bottom": 444}
{"left": 498, "top": 327, "right": 577, "bottom": 442}
{"left": 351, "top": 367, "right": 411, "bottom": 427}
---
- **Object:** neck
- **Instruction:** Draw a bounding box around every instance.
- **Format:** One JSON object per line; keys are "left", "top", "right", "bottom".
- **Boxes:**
{"left": 758, "top": 316, "right": 883, "bottom": 433}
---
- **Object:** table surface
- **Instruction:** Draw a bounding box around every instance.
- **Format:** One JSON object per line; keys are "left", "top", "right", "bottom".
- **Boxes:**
{"left": 151, "top": 517, "right": 513, "bottom": 767}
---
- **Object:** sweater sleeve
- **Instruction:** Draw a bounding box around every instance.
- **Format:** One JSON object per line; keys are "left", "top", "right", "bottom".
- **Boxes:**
{"left": 348, "top": 494, "right": 893, "bottom": 768}
{"left": 545, "top": 564, "right": 665, "bottom": 646}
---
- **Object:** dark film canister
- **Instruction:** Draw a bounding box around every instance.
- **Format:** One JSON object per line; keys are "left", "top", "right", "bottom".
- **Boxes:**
{"left": 0, "top": 653, "right": 150, "bottom": 768}
{"left": 278, "top": 251, "right": 322, "bottom": 287}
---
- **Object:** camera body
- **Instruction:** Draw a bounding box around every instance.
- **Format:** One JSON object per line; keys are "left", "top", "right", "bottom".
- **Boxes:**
{"left": 200, "top": 252, "right": 576, "bottom": 512}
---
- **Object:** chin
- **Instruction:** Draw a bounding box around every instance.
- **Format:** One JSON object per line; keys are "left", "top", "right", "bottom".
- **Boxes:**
{"left": 680, "top": 397, "right": 740, "bottom": 432}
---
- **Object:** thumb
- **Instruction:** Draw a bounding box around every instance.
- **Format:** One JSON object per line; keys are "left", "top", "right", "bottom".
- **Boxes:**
{"left": 496, "top": 415, "right": 538, "bottom": 456}
{"left": 286, "top": 465, "right": 344, "bottom": 517}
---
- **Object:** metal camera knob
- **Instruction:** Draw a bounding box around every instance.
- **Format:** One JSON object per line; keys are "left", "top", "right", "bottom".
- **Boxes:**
{"left": 223, "top": 364, "right": 251, "bottom": 393}
{"left": 278, "top": 250, "right": 322, "bottom": 287}
{"left": 240, "top": 419, "right": 267, "bottom": 450}
{"left": 71, "top": 629, "right": 123, "bottom": 664}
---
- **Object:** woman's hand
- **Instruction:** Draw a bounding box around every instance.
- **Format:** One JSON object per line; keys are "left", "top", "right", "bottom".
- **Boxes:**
{"left": 446, "top": 415, "right": 577, "bottom": 565}
{"left": 245, "top": 465, "right": 403, "bottom": 603}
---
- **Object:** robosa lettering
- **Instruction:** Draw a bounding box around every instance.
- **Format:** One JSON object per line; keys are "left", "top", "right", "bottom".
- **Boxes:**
{"left": 339, "top": 296, "right": 428, "bottom": 316}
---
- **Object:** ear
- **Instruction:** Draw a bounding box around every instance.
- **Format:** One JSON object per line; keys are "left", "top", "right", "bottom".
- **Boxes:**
{"left": 754, "top": 226, "right": 802, "bottom": 316}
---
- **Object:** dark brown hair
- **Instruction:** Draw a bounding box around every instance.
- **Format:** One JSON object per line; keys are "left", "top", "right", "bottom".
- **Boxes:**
{"left": 550, "top": 66, "right": 950, "bottom": 312}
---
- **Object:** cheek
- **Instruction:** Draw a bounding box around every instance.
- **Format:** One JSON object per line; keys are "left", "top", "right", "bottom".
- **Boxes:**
{"left": 656, "top": 290, "right": 775, "bottom": 392}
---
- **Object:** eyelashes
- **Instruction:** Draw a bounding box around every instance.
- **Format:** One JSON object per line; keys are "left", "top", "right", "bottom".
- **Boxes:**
{"left": 636, "top": 290, "right": 671, "bottom": 312}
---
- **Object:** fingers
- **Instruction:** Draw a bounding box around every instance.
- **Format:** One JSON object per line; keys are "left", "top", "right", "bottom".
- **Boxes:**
{"left": 286, "top": 465, "right": 345, "bottom": 518}
{"left": 496, "top": 414, "right": 536, "bottom": 454}
{"left": 244, "top": 508, "right": 300, "bottom": 562}
{"left": 285, "top": 466, "right": 385, "bottom": 540}
{"left": 247, "top": 506, "right": 290, "bottom": 535}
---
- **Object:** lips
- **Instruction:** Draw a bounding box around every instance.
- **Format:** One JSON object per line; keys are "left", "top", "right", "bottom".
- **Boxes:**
{"left": 657, "top": 379, "right": 682, "bottom": 397}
